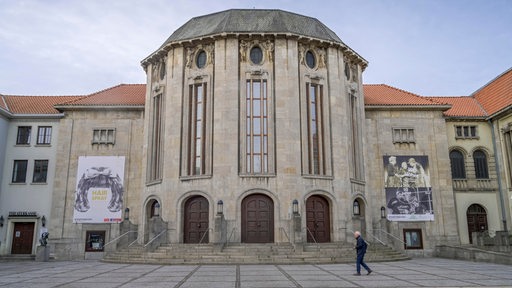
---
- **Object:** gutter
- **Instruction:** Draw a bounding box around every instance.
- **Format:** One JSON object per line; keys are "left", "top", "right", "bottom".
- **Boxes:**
{"left": 489, "top": 120, "right": 508, "bottom": 231}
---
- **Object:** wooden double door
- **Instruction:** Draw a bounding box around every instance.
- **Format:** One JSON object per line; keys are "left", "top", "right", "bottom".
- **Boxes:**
{"left": 242, "top": 194, "right": 274, "bottom": 243}
{"left": 184, "top": 196, "right": 209, "bottom": 243}
{"left": 466, "top": 204, "right": 488, "bottom": 244}
{"left": 306, "top": 195, "right": 331, "bottom": 243}
{"left": 11, "top": 222, "right": 35, "bottom": 254}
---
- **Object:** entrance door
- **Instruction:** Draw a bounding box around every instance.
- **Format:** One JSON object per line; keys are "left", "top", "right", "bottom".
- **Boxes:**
{"left": 242, "top": 194, "right": 274, "bottom": 243}
{"left": 466, "top": 204, "right": 488, "bottom": 244}
{"left": 184, "top": 196, "right": 209, "bottom": 243}
{"left": 306, "top": 195, "right": 331, "bottom": 243}
{"left": 11, "top": 222, "right": 35, "bottom": 254}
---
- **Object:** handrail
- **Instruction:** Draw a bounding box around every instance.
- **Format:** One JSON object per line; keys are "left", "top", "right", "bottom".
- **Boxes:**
{"left": 104, "top": 230, "right": 137, "bottom": 247}
{"left": 128, "top": 237, "right": 142, "bottom": 247}
{"left": 198, "top": 228, "right": 213, "bottom": 244}
{"left": 144, "top": 229, "right": 168, "bottom": 248}
{"left": 365, "top": 230, "right": 385, "bottom": 245}
{"left": 304, "top": 227, "right": 318, "bottom": 245}
{"left": 279, "top": 227, "right": 291, "bottom": 243}
{"left": 224, "top": 227, "right": 237, "bottom": 249}
{"left": 372, "top": 228, "right": 406, "bottom": 245}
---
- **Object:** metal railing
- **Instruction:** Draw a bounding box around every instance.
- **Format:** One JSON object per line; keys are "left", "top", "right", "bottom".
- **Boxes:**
{"left": 371, "top": 228, "right": 406, "bottom": 249}
{"left": 198, "top": 228, "right": 213, "bottom": 244}
{"left": 304, "top": 227, "right": 318, "bottom": 248}
{"left": 103, "top": 230, "right": 137, "bottom": 248}
{"left": 144, "top": 229, "right": 168, "bottom": 248}
{"left": 224, "top": 227, "right": 237, "bottom": 249}
{"left": 365, "top": 230, "right": 386, "bottom": 246}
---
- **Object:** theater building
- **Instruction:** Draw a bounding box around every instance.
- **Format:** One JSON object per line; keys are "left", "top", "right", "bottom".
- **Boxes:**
{"left": 0, "top": 9, "right": 510, "bottom": 260}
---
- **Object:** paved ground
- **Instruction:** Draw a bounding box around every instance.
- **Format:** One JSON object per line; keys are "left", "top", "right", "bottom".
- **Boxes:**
{"left": 0, "top": 258, "right": 511, "bottom": 288}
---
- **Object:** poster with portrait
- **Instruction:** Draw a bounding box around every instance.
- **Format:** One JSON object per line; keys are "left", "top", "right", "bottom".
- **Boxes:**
{"left": 383, "top": 155, "right": 434, "bottom": 221}
{"left": 73, "top": 156, "right": 125, "bottom": 223}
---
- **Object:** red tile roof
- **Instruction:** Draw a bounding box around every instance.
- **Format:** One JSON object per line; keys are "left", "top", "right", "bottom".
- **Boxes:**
{"left": 0, "top": 95, "right": 82, "bottom": 114}
{"left": 59, "top": 84, "right": 146, "bottom": 106}
{"left": 427, "top": 96, "right": 487, "bottom": 118}
{"left": 472, "top": 67, "right": 512, "bottom": 117}
{"left": 363, "top": 84, "right": 445, "bottom": 106}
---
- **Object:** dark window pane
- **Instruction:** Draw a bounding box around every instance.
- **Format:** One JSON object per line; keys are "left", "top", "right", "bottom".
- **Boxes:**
{"left": 12, "top": 160, "right": 28, "bottom": 183}
{"left": 474, "top": 150, "right": 489, "bottom": 179}
{"left": 449, "top": 150, "right": 466, "bottom": 179}
{"left": 196, "top": 50, "right": 207, "bottom": 68}
{"left": 17, "top": 126, "right": 31, "bottom": 144}
{"left": 306, "top": 51, "right": 316, "bottom": 68}
{"left": 250, "top": 46, "right": 263, "bottom": 64}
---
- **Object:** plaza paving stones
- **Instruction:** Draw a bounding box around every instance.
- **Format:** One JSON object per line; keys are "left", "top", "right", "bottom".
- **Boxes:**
{"left": 0, "top": 258, "right": 511, "bottom": 288}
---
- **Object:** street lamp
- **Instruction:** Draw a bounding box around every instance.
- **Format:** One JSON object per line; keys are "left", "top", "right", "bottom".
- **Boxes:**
{"left": 380, "top": 206, "right": 386, "bottom": 219}
{"left": 124, "top": 207, "right": 130, "bottom": 221}
{"left": 41, "top": 216, "right": 46, "bottom": 227}
{"left": 217, "top": 200, "right": 224, "bottom": 215}
{"left": 292, "top": 199, "right": 299, "bottom": 215}
{"left": 353, "top": 200, "right": 360, "bottom": 216}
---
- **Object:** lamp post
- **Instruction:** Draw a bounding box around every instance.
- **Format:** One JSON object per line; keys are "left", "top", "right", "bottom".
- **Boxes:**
{"left": 217, "top": 200, "right": 224, "bottom": 215}
{"left": 41, "top": 215, "right": 46, "bottom": 227}
{"left": 380, "top": 206, "right": 386, "bottom": 219}
{"left": 353, "top": 200, "right": 360, "bottom": 216}
{"left": 292, "top": 199, "right": 299, "bottom": 215}
{"left": 124, "top": 207, "right": 130, "bottom": 221}
{"left": 153, "top": 202, "right": 160, "bottom": 217}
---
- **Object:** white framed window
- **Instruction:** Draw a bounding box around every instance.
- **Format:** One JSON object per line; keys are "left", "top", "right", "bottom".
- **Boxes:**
{"left": 37, "top": 126, "right": 52, "bottom": 145}
{"left": 393, "top": 128, "right": 415, "bottom": 143}
{"left": 92, "top": 128, "right": 115, "bottom": 145}
{"left": 455, "top": 125, "right": 478, "bottom": 139}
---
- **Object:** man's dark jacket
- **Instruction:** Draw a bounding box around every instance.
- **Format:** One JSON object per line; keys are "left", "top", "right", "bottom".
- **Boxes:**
{"left": 355, "top": 235, "right": 367, "bottom": 256}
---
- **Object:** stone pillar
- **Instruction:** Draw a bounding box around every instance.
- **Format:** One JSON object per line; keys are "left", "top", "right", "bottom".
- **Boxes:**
{"left": 214, "top": 213, "right": 227, "bottom": 244}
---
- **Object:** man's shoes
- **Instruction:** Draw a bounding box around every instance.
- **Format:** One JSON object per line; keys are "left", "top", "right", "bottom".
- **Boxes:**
{"left": 353, "top": 273, "right": 361, "bottom": 276}
{"left": 367, "top": 270, "right": 373, "bottom": 275}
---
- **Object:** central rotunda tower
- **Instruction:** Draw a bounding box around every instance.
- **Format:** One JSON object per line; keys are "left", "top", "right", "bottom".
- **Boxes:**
{"left": 139, "top": 9, "right": 368, "bottom": 245}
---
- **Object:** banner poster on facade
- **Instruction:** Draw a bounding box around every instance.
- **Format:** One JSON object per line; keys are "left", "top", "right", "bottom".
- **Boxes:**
{"left": 383, "top": 155, "right": 434, "bottom": 221}
{"left": 73, "top": 156, "right": 125, "bottom": 223}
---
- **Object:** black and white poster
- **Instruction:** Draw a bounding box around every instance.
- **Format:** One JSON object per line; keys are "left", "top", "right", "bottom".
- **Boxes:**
{"left": 383, "top": 155, "right": 434, "bottom": 221}
{"left": 73, "top": 156, "right": 125, "bottom": 223}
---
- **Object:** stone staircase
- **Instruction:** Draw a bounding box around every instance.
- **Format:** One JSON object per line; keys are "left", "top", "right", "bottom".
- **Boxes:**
{"left": 101, "top": 242, "right": 409, "bottom": 265}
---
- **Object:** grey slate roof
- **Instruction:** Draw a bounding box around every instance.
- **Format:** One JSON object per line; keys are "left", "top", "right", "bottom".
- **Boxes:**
{"left": 160, "top": 9, "right": 343, "bottom": 47}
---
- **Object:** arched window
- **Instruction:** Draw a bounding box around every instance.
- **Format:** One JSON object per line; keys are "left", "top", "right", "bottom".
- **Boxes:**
{"left": 449, "top": 150, "right": 466, "bottom": 179}
{"left": 473, "top": 150, "right": 489, "bottom": 179}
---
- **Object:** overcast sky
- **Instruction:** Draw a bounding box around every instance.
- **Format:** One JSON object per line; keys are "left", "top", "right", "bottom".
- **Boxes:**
{"left": 1, "top": 0, "right": 510, "bottom": 96}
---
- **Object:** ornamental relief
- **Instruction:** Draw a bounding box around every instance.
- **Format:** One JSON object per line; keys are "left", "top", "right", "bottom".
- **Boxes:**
{"left": 343, "top": 56, "right": 359, "bottom": 83}
{"left": 298, "top": 43, "right": 326, "bottom": 70}
{"left": 185, "top": 43, "right": 215, "bottom": 69}
{"left": 151, "top": 56, "right": 167, "bottom": 83}
{"left": 239, "top": 39, "right": 274, "bottom": 64}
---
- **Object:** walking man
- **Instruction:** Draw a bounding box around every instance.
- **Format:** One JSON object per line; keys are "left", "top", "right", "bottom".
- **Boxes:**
{"left": 354, "top": 231, "right": 373, "bottom": 276}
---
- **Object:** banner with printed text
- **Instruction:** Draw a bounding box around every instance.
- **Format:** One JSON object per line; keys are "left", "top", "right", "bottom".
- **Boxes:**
{"left": 383, "top": 155, "right": 434, "bottom": 221}
{"left": 73, "top": 156, "right": 125, "bottom": 223}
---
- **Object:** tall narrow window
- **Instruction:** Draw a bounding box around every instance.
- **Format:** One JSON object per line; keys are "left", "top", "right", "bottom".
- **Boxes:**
{"left": 33, "top": 160, "right": 49, "bottom": 183}
{"left": 16, "top": 126, "right": 31, "bottom": 145}
{"left": 149, "top": 93, "right": 163, "bottom": 181}
{"left": 12, "top": 160, "right": 28, "bottom": 183}
{"left": 37, "top": 126, "right": 52, "bottom": 145}
{"left": 246, "top": 80, "right": 268, "bottom": 173}
{"left": 188, "top": 83, "right": 207, "bottom": 175}
{"left": 306, "top": 83, "right": 325, "bottom": 175}
{"left": 473, "top": 150, "right": 489, "bottom": 179}
{"left": 504, "top": 124, "right": 512, "bottom": 185}
{"left": 449, "top": 150, "right": 466, "bottom": 179}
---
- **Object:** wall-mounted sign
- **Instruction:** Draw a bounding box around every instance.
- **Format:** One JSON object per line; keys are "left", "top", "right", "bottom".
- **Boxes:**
{"left": 9, "top": 211, "right": 37, "bottom": 217}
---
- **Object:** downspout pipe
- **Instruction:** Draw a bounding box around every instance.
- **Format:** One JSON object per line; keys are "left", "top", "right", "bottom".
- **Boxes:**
{"left": 489, "top": 120, "right": 508, "bottom": 231}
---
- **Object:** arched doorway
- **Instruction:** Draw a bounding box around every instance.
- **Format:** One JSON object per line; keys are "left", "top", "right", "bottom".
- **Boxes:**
{"left": 306, "top": 195, "right": 331, "bottom": 243}
{"left": 241, "top": 194, "right": 274, "bottom": 243}
{"left": 466, "top": 204, "right": 488, "bottom": 244}
{"left": 184, "top": 196, "right": 209, "bottom": 243}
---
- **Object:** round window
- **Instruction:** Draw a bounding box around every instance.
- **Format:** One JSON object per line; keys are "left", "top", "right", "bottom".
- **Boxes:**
{"left": 306, "top": 51, "right": 316, "bottom": 69}
{"left": 196, "top": 50, "right": 207, "bottom": 68}
{"left": 250, "top": 46, "right": 263, "bottom": 64}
